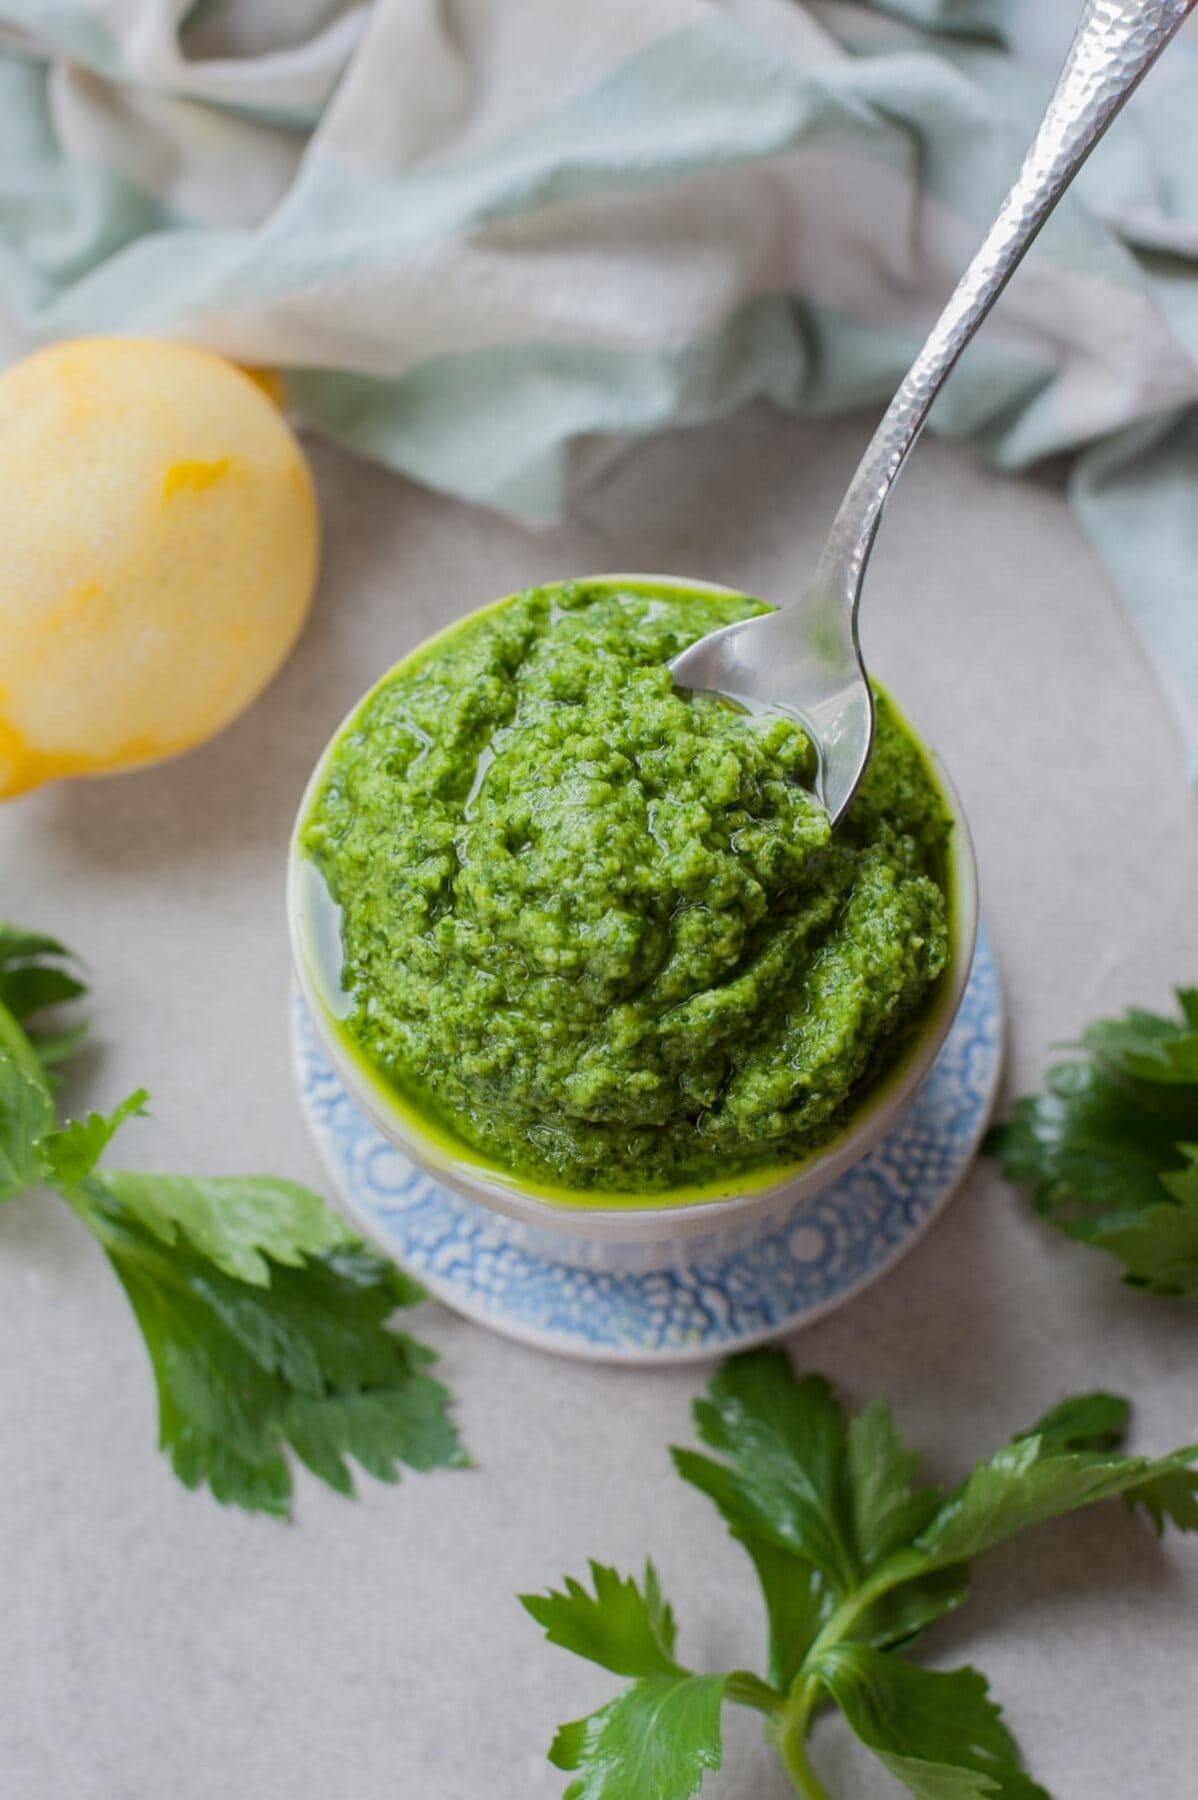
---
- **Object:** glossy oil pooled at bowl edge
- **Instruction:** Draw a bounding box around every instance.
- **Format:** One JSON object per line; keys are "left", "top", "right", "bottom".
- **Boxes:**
{"left": 293, "top": 577, "right": 955, "bottom": 1203}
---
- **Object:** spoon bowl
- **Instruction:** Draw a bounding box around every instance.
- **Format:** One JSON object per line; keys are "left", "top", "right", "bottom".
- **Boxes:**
{"left": 669, "top": 577, "right": 873, "bottom": 823}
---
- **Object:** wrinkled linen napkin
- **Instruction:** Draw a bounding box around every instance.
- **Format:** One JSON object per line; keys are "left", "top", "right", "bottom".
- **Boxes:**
{"left": 1, "top": 0, "right": 1195, "bottom": 764}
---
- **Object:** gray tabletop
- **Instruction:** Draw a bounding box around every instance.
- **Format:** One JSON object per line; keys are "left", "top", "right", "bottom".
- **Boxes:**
{"left": 2, "top": 405, "right": 1195, "bottom": 1799}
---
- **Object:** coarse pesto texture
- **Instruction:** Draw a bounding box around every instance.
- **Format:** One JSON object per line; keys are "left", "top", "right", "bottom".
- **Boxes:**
{"left": 302, "top": 581, "right": 952, "bottom": 1195}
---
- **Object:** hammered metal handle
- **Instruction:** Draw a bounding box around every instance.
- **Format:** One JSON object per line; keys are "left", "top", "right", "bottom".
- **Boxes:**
{"left": 818, "top": 0, "right": 1197, "bottom": 607}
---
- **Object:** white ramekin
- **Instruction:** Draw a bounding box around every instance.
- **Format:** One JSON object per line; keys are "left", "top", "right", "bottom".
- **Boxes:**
{"left": 287, "top": 576, "right": 978, "bottom": 1272}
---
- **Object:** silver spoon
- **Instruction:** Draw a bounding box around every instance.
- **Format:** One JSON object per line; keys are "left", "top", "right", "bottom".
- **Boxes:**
{"left": 670, "top": 0, "right": 1195, "bottom": 824}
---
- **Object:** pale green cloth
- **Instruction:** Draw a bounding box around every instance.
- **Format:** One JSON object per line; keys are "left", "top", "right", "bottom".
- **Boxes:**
{"left": 1, "top": 0, "right": 1195, "bottom": 764}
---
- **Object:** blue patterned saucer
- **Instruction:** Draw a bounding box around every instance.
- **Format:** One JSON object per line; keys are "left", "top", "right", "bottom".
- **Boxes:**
{"left": 291, "top": 925, "right": 1002, "bottom": 1363}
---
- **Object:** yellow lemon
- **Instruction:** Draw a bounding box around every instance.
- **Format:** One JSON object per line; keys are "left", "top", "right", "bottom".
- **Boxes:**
{"left": 0, "top": 337, "right": 320, "bottom": 799}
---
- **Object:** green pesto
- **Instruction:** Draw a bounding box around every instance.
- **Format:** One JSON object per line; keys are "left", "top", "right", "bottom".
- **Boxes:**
{"left": 301, "top": 580, "right": 952, "bottom": 1196}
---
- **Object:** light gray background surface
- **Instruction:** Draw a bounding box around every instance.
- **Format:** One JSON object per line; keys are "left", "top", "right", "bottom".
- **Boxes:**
{"left": 1, "top": 405, "right": 1195, "bottom": 1799}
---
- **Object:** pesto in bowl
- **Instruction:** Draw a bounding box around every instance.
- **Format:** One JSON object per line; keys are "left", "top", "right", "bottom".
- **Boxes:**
{"left": 298, "top": 579, "right": 952, "bottom": 1199}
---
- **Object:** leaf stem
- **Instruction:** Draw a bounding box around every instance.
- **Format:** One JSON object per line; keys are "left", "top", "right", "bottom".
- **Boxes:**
{"left": 776, "top": 1712, "right": 833, "bottom": 1800}
{"left": 788, "top": 1547, "right": 930, "bottom": 1697}
{"left": 771, "top": 1675, "right": 834, "bottom": 1800}
{"left": 797, "top": 1566, "right": 895, "bottom": 1672}
{"left": 725, "top": 1669, "right": 784, "bottom": 1717}
{"left": 770, "top": 1556, "right": 926, "bottom": 1797}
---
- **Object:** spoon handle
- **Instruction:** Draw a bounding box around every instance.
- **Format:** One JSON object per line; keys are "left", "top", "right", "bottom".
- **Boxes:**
{"left": 818, "top": 0, "right": 1196, "bottom": 604}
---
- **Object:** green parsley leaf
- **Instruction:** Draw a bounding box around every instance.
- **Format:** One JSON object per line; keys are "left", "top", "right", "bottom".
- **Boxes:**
{"left": 670, "top": 1354, "right": 857, "bottom": 1685}
{"left": 522, "top": 1562, "right": 728, "bottom": 1800}
{"left": 672, "top": 1352, "right": 965, "bottom": 1671}
{"left": 32, "top": 1022, "right": 90, "bottom": 1071}
{"left": 811, "top": 1646, "right": 1047, "bottom": 1799}
{"left": 1082, "top": 1005, "right": 1198, "bottom": 1084}
{"left": 43, "top": 1090, "right": 148, "bottom": 1186}
{"left": 1089, "top": 1153, "right": 1198, "bottom": 1294}
{"left": 848, "top": 1397, "right": 943, "bottom": 1565}
{"left": 548, "top": 1674, "right": 727, "bottom": 1800}
{"left": 987, "top": 991, "right": 1198, "bottom": 1295}
{"left": 1128, "top": 1465, "right": 1198, "bottom": 1534}
{"left": 521, "top": 1562, "right": 681, "bottom": 1679}
{"left": 87, "top": 1190, "right": 465, "bottom": 1514}
{"left": 912, "top": 1431, "right": 1198, "bottom": 1570}
{"left": 737, "top": 1536, "right": 832, "bottom": 1691}
{"left": 0, "top": 991, "right": 52, "bottom": 1085}
{"left": 0, "top": 925, "right": 90, "bottom": 1076}
{"left": 0, "top": 1051, "right": 52, "bottom": 1200}
{"left": 93, "top": 1168, "right": 364, "bottom": 1288}
{"left": 0, "top": 963, "right": 87, "bottom": 1021}
{"left": 0, "top": 926, "right": 75, "bottom": 963}
{"left": 527, "top": 1349, "right": 1198, "bottom": 1800}
{"left": 0, "top": 917, "right": 464, "bottom": 1515}
{"left": 672, "top": 1353, "right": 857, "bottom": 1587}
{"left": 1014, "top": 1393, "right": 1129, "bottom": 1455}
{"left": 0, "top": 924, "right": 80, "bottom": 1009}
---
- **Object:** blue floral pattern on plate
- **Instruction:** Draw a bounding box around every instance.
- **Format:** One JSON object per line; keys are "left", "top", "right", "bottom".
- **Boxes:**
{"left": 291, "top": 925, "right": 1002, "bottom": 1362}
